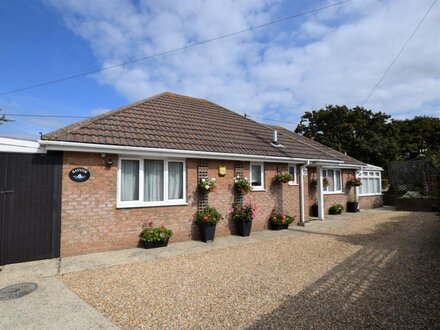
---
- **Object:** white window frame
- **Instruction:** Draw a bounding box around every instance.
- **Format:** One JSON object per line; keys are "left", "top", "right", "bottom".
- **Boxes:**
{"left": 117, "top": 156, "right": 187, "bottom": 208}
{"left": 356, "top": 170, "right": 382, "bottom": 196}
{"left": 250, "top": 162, "right": 265, "bottom": 191}
{"left": 322, "top": 168, "right": 343, "bottom": 194}
{"left": 288, "top": 164, "right": 298, "bottom": 185}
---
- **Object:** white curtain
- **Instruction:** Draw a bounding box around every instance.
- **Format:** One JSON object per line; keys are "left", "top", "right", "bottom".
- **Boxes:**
{"left": 168, "top": 162, "right": 183, "bottom": 199}
{"left": 121, "top": 160, "right": 139, "bottom": 201}
{"left": 251, "top": 165, "right": 261, "bottom": 186}
{"left": 144, "top": 160, "right": 164, "bottom": 202}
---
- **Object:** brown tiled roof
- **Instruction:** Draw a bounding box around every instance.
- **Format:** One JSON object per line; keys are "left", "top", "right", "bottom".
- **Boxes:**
{"left": 43, "top": 92, "right": 363, "bottom": 164}
{"left": 270, "top": 125, "right": 365, "bottom": 165}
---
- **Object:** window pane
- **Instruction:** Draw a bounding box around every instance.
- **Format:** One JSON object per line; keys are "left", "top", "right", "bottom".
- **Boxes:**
{"left": 368, "top": 178, "right": 374, "bottom": 194}
{"left": 144, "top": 160, "right": 164, "bottom": 202}
{"left": 288, "top": 166, "right": 296, "bottom": 182}
{"left": 168, "top": 162, "right": 183, "bottom": 200}
{"left": 121, "top": 160, "right": 139, "bottom": 201}
{"left": 375, "top": 178, "right": 380, "bottom": 193}
{"left": 360, "top": 178, "right": 367, "bottom": 194}
{"left": 335, "top": 170, "right": 341, "bottom": 191}
{"left": 251, "top": 165, "right": 262, "bottom": 186}
{"left": 327, "top": 170, "right": 334, "bottom": 192}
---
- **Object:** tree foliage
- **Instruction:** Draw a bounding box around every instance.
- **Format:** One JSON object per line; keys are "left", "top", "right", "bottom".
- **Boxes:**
{"left": 295, "top": 105, "right": 439, "bottom": 171}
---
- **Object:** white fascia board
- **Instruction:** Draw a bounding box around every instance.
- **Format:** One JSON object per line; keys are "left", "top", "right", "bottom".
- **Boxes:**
{"left": 364, "top": 163, "right": 384, "bottom": 171}
{"left": 323, "top": 163, "right": 364, "bottom": 169}
{"left": 0, "top": 137, "right": 46, "bottom": 154}
{"left": 39, "top": 140, "right": 344, "bottom": 164}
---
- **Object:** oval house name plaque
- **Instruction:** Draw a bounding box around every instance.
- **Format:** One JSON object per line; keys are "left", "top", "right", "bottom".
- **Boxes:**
{"left": 69, "top": 167, "right": 90, "bottom": 183}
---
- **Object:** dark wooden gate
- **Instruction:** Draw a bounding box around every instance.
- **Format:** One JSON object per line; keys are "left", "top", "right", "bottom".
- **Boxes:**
{"left": 0, "top": 152, "right": 62, "bottom": 265}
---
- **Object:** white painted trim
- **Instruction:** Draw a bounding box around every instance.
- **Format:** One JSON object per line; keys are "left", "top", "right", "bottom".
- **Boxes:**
{"left": 358, "top": 193, "right": 383, "bottom": 197}
{"left": 250, "top": 162, "right": 265, "bottom": 191}
{"left": 117, "top": 156, "right": 187, "bottom": 208}
{"left": 0, "top": 137, "right": 46, "bottom": 154}
{"left": 39, "top": 140, "right": 344, "bottom": 164}
{"left": 299, "top": 161, "right": 310, "bottom": 224}
{"left": 316, "top": 166, "right": 325, "bottom": 220}
{"left": 322, "top": 168, "right": 343, "bottom": 193}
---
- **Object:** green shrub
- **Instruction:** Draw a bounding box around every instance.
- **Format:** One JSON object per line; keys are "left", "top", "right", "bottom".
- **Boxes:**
{"left": 194, "top": 207, "right": 223, "bottom": 225}
{"left": 268, "top": 211, "right": 294, "bottom": 225}
{"left": 139, "top": 223, "right": 172, "bottom": 242}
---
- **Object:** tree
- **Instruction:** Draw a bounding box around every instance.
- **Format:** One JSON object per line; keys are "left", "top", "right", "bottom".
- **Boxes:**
{"left": 295, "top": 105, "right": 400, "bottom": 170}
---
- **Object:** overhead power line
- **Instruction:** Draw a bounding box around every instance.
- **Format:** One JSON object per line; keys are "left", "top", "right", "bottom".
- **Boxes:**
{"left": 0, "top": 0, "right": 353, "bottom": 96}
{"left": 361, "top": 0, "right": 438, "bottom": 107}
{"left": 2, "top": 113, "right": 89, "bottom": 119}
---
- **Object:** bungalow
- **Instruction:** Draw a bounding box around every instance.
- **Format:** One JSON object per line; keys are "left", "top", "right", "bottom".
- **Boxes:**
{"left": 0, "top": 92, "right": 383, "bottom": 263}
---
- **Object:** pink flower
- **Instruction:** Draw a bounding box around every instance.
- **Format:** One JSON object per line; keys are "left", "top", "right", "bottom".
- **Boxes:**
{"left": 148, "top": 220, "right": 154, "bottom": 226}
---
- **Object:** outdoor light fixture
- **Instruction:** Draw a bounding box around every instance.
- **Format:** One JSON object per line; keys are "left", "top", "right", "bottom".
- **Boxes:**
{"left": 101, "top": 153, "right": 113, "bottom": 168}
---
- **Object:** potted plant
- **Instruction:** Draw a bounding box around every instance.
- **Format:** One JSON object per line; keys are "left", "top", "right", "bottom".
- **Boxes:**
{"left": 347, "top": 194, "right": 359, "bottom": 213}
{"left": 329, "top": 203, "right": 344, "bottom": 215}
{"left": 347, "top": 177, "right": 362, "bottom": 188}
{"left": 198, "top": 176, "right": 216, "bottom": 194}
{"left": 268, "top": 211, "right": 294, "bottom": 230}
{"left": 310, "top": 176, "right": 331, "bottom": 188}
{"left": 194, "top": 207, "right": 223, "bottom": 242}
{"left": 234, "top": 176, "right": 251, "bottom": 195}
{"left": 139, "top": 221, "right": 173, "bottom": 249}
{"left": 230, "top": 201, "right": 257, "bottom": 236}
{"left": 311, "top": 199, "right": 319, "bottom": 217}
{"left": 273, "top": 172, "right": 293, "bottom": 184}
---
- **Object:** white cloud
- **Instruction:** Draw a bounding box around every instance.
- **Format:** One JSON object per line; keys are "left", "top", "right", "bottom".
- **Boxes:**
{"left": 43, "top": 0, "right": 440, "bottom": 126}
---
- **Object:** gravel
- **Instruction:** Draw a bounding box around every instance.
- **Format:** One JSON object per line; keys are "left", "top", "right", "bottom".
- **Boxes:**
{"left": 61, "top": 210, "right": 440, "bottom": 329}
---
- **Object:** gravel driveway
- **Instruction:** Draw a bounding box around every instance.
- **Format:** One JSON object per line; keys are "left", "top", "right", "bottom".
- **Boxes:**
{"left": 61, "top": 210, "right": 440, "bottom": 329}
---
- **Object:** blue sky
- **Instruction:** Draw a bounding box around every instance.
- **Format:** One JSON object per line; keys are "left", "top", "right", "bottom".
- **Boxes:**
{"left": 0, "top": 0, "right": 439, "bottom": 139}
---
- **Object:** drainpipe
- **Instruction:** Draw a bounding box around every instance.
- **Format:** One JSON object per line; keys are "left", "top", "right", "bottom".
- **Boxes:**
{"left": 317, "top": 165, "right": 325, "bottom": 221}
{"left": 298, "top": 161, "right": 310, "bottom": 226}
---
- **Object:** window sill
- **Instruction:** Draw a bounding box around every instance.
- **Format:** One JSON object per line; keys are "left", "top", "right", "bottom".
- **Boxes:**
{"left": 117, "top": 201, "right": 188, "bottom": 209}
{"left": 251, "top": 188, "right": 265, "bottom": 192}
{"left": 288, "top": 181, "right": 298, "bottom": 186}
{"left": 358, "top": 193, "right": 383, "bottom": 197}
{"left": 323, "top": 191, "right": 343, "bottom": 195}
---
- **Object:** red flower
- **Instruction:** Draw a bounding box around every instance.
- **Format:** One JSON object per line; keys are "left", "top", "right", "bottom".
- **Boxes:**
{"left": 203, "top": 215, "right": 208, "bottom": 221}
{"left": 281, "top": 214, "right": 286, "bottom": 220}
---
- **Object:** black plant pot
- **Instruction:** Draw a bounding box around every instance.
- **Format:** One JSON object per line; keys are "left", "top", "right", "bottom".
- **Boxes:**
{"left": 198, "top": 222, "right": 217, "bottom": 242}
{"left": 329, "top": 209, "right": 342, "bottom": 215}
{"left": 236, "top": 219, "right": 252, "bottom": 237}
{"left": 141, "top": 238, "right": 169, "bottom": 249}
{"left": 311, "top": 204, "right": 319, "bottom": 217}
{"left": 270, "top": 222, "right": 289, "bottom": 230}
{"left": 347, "top": 202, "right": 359, "bottom": 213}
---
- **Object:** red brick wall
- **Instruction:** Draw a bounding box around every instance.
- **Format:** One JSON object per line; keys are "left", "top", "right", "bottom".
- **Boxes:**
{"left": 359, "top": 195, "right": 383, "bottom": 209}
{"left": 60, "top": 152, "right": 301, "bottom": 256}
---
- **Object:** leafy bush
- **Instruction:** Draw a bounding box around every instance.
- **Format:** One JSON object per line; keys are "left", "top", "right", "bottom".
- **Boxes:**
{"left": 234, "top": 176, "right": 251, "bottom": 194}
{"left": 268, "top": 211, "right": 294, "bottom": 225}
{"left": 139, "top": 222, "right": 172, "bottom": 242}
{"left": 348, "top": 194, "right": 358, "bottom": 202}
{"left": 329, "top": 203, "right": 344, "bottom": 213}
{"left": 401, "top": 191, "right": 424, "bottom": 199}
{"left": 198, "top": 177, "right": 216, "bottom": 194}
{"left": 230, "top": 201, "right": 257, "bottom": 222}
{"left": 194, "top": 207, "right": 223, "bottom": 225}
{"left": 273, "top": 172, "right": 293, "bottom": 184}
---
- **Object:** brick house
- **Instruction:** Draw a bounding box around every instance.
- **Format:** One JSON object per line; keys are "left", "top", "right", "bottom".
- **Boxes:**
{"left": 1, "top": 92, "right": 383, "bottom": 261}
